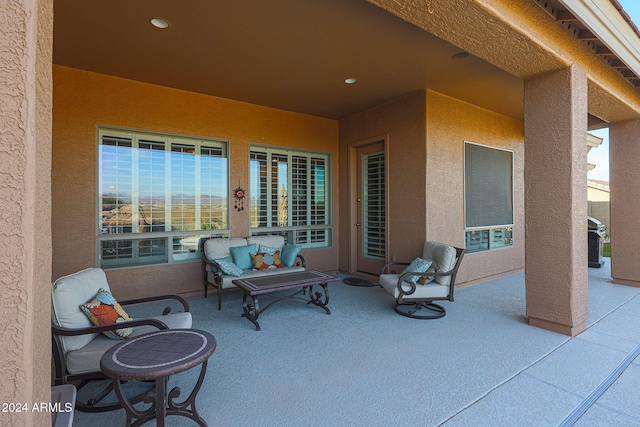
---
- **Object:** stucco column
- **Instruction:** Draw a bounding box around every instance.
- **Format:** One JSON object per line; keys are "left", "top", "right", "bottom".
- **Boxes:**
{"left": 0, "top": 0, "right": 52, "bottom": 425}
{"left": 524, "top": 66, "right": 588, "bottom": 336}
{"left": 609, "top": 119, "right": 640, "bottom": 287}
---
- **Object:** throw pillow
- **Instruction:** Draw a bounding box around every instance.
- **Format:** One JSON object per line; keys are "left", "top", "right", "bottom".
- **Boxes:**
{"left": 281, "top": 243, "right": 302, "bottom": 268}
{"left": 419, "top": 264, "right": 440, "bottom": 285}
{"left": 214, "top": 256, "right": 244, "bottom": 277}
{"left": 258, "top": 244, "right": 280, "bottom": 255}
{"left": 229, "top": 244, "right": 257, "bottom": 270}
{"left": 401, "top": 257, "right": 432, "bottom": 285}
{"left": 252, "top": 251, "right": 284, "bottom": 270}
{"left": 79, "top": 288, "right": 132, "bottom": 340}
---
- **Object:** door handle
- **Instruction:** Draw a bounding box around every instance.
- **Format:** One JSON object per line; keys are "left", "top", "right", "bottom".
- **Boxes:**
{"left": 356, "top": 223, "right": 361, "bottom": 226}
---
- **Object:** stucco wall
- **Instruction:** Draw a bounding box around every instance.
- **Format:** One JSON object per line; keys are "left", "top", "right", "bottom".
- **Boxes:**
{"left": 0, "top": 0, "right": 52, "bottom": 425}
{"left": 338, "top": 91, "right": 427, "bottom": 271}
{"left": 426, "top": 90, "right": 525, "bottom": 284}
{"left": 52, "top": 65, "right": 339, "bottom": 298}
{"left": 338, "top": 90, "right": 524, "bottom": 283}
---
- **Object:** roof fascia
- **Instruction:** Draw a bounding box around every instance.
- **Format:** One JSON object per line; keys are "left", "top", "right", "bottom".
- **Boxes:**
{"left": 557, "top": 0, "right": 640, "bottom": 78}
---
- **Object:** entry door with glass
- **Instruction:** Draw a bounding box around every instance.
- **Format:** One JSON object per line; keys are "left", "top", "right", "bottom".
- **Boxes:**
{"left": 356, "top": 142, "right": 386, "bottom": 275}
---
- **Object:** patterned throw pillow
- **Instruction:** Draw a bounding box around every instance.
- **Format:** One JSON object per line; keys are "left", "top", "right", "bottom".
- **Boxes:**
{"left": 252, "top": 251, "right": 284, "bottom": 270}
{"left": 401, "top": 257, "right": 433, "bottom": 285}
{"left": 214, "top": 256, "right": 244, "bottom": 277}
{"left": 258, "top": 244, "right": 280, "bottom": 255}
{"left": 79, "top": 288, "right": 132, "bottom": 340}
{"left": 419, "top": 264, "right": 440, "bottom": 285}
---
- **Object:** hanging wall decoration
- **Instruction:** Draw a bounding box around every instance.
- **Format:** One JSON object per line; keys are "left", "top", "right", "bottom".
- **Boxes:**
{"left": 233, "top": 186, "right": 246, "bottom": 211}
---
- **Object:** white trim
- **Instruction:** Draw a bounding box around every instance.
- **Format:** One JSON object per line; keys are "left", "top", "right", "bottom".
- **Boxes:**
{"left": 558, "top": 0, "right": 640, "bottom": 78}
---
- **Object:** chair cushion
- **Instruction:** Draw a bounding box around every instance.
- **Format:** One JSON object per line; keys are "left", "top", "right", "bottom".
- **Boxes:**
{"left": 214, "top": 256, "right": 244, "bottom": 277}
{"left": 422, "top": 241, "right": 457, "bottom": 285}
{"left": 280, "top": 243, "right": 302, "bottom": 268}
{"left": 79, "top": 288, "right": 133, "bottom": 340}
{"left": 401, "top": 257, "right": 432, "bottom": 284}
{"left": 52, "top": 268, "right": 111, "bottom": 353}
{"left": 251, "top": 251, "right": 284, "bottom": 270}
{"left": 65, "top": 312, "right": 192, "bottom": 375}
{"left": 203, "top": 237, "right": 248, "bottom": 261}
{"left": 379, "top": 274, "right": 449, "bottom": 300}
{"left": 248, "top": 235, "right": 285, "bottom": 252}
{"left": 229, "top": 244, "right": 258, "bottom": 270}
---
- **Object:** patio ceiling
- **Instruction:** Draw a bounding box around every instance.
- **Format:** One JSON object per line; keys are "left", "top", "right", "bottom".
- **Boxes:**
{"left": 52, "top": 0, "right": 524, "bottom": 120}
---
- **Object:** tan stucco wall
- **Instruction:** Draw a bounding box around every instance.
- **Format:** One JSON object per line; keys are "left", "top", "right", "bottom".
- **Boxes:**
{"left": 338, "top": 91, "right": 427, "bottom": 271}
{"left": 426, "top": 90, "right": 525, "bottom": 284}
{"left": 338, "top": 90, "right": 524, "bottom": 284}
{"left": 0, "top": 0, "right": 52, "bottom": 425}
{"left": 52, "top": 65, "right": 339, "bottom": 299}
{"left": 610, "top": 119, "right": 640, "bottom": 286}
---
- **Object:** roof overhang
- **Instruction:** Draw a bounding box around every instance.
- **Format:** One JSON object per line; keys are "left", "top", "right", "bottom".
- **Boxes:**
{"left": 557, "top": 0, "right": 640, "bottom": 86}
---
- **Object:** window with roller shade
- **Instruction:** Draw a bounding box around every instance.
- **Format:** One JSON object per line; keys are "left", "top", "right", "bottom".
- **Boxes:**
{"left": 98, "top": 127, "right": 229, "bottom": 268}
{"left": 464, "top": 142, "right": 514, "bottom": 253}
{"left": 250, "top": 146, "right": 331, "bottom": 248}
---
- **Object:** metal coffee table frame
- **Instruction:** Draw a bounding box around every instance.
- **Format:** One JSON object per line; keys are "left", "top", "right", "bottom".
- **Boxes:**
{"left": 232, "top": 270, "right": 340, "bottom": 331}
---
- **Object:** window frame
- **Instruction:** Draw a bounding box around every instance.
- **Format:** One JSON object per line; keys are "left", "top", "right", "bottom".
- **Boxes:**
{"left": 463, "top": 141, "right": 514, "bottom": 253}
{"left": 249, "top": 144, "right": 333, "bottom": 249}
{"left": 96, "top": 125, "right": 230, "bottom": 268}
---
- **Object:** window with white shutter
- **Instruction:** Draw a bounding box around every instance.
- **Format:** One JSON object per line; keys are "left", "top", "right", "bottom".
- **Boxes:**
{"left": 98, "top": 127, "right": 228, "bottom": 268}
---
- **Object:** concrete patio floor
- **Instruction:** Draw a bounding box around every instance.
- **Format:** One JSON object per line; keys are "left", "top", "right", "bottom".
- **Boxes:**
{"left": 72, "top": 258, "right": 640, "bottom": 426}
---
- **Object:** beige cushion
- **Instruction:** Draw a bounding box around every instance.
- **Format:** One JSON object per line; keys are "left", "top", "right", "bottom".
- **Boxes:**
{"left": 52, "top": 268, "right": 111, "bottom": 353}
{"left": 379, "top": 274, "right": 449, "bottom": 300}
{"left": 65, "top": 312, "right": 192, "bottom": 375}
{"left": 422, "top": 241, "right": 457, "bottom": 286}
{"left": 203, "top": 237, "right": 248, "bottom": 261}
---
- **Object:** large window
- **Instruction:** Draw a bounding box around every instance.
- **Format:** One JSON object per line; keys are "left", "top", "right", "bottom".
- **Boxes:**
{"left": 98, "top": 127, "right": 228, "bottom": 268}
{"left": 250, "top": 146, "right": 331, "bottom": 248}
{"left": 464, "top": 142, "right": 513, "bottom": 253}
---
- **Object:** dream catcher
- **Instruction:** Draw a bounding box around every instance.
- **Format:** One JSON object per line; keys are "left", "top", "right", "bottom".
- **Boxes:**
{"left": 233, "top": 186, "right": 246, "bottom": 211}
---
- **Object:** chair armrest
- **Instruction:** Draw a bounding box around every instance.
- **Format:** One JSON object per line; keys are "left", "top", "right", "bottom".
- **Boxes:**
{"left": 381, "top": 261, "right": 409, "bottom": 274}
{"left": 295, "top": 254, "right": 306, "bottom": 268}
{"left": 51, "top": 317, "right": 169, "bottom": 337}
{"left": 119, "top": 294, "right": 190, "bottom": 314}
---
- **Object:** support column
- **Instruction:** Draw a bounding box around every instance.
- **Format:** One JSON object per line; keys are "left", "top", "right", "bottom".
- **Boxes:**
{"left": 609, "top": 120, "right": 640, "bottom": 287}
{"left": 0, "top": 0, "right": 53, "bottom": 425}
{"left": 524, "top": 66, "right": 588, "bottom": 336}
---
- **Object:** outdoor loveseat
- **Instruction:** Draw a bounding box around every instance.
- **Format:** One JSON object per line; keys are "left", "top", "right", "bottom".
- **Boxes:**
{"left": 202, "top": 235, "right": 305, "bottom": 309}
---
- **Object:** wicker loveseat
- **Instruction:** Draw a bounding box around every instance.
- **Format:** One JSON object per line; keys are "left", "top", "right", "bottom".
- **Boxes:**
{"left": 202, "top": 235, "right": 306, "bottom": 309}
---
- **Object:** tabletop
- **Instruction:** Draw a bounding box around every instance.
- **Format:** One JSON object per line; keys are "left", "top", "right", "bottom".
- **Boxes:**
{"left": 100, "top": 328, "right": 216, "bottom": 381}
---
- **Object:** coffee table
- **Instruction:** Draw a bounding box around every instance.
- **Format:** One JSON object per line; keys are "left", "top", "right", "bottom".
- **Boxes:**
{"left": 232, "top": 270, "right": 340, "bottom": 330}
{"left": 100, "top": 328, "right": 216, "bottom": 427}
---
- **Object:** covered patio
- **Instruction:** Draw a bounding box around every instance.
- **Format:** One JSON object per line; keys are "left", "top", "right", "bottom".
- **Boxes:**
{"left": 72, "top": 260, "right": 640, "bottom": 426}
{"left": 5, "top": 0, "right": 640, "bottom": 423}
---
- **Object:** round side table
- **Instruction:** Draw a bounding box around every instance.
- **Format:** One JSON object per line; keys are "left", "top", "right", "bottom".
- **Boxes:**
{"left": 100, "top": 328, "right": 216, "bottom": 427}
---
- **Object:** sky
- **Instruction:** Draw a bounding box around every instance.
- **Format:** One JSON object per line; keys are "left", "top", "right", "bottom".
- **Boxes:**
{"left": 587, "top": 0, "right": 640, "bottom": 181}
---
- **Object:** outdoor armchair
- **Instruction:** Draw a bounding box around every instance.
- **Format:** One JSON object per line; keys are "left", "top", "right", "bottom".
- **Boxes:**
{"left": 51, "top": 267, "right": 192, "bottom": 412}
{"left": 379, "top": 241, "right": 465, "bottom": 319}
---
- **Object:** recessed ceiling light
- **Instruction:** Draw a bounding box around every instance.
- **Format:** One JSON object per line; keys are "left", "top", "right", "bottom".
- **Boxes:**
{"left": 452, "top": 52, "right": 470, "bottom": 60}
{"left": 150, "top": 17, "right": 170, "bottom": 29}
{"left": 344, "top": 78, "right": 357, "bottom": 84}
